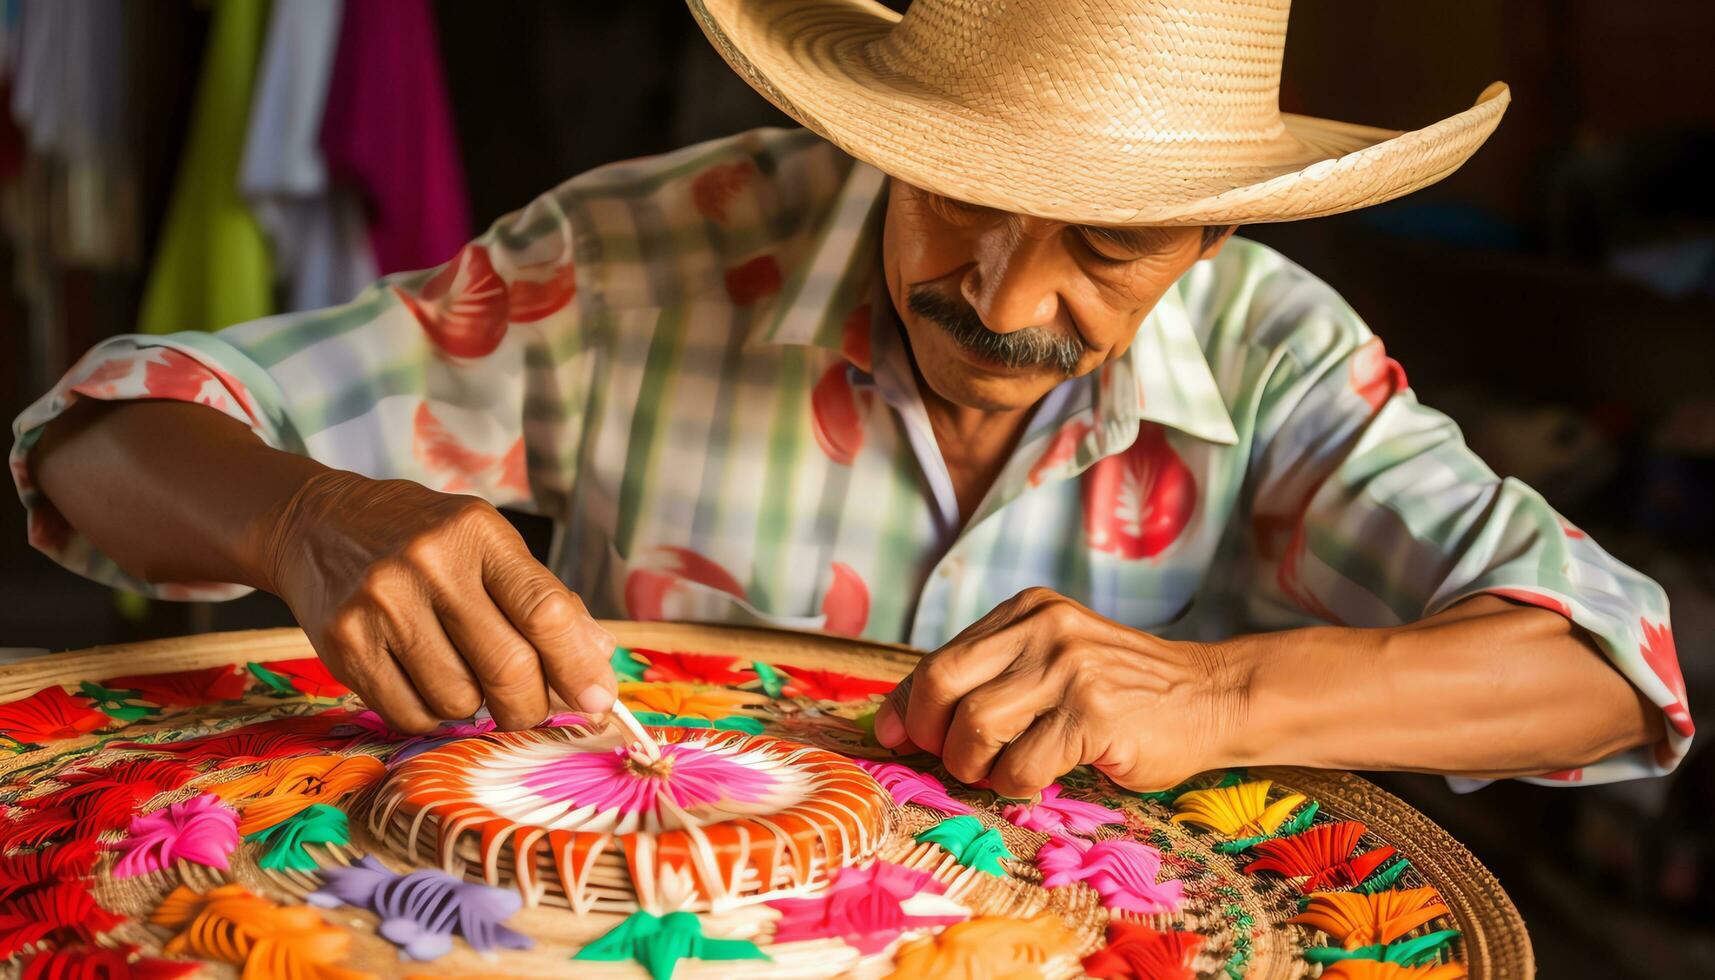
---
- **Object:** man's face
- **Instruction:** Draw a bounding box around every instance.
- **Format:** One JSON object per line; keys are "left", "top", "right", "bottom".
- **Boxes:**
{"left": 882, "top": 180, "right": 1232, "bottom": 412}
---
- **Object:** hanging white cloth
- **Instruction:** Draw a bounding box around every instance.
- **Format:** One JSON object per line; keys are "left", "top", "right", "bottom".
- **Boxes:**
{"left": 239, "top": 0, "right": 377, "bottom": 312}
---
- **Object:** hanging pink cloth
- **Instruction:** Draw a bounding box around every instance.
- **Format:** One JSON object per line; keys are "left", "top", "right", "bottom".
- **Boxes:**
{"left": 319, "top": 0, "right": 470, "bottom": 275}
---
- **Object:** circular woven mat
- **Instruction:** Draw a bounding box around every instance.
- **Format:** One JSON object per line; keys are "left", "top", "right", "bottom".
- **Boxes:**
{"left": 0, "top": 623, "right": 1533, "bottom": 978}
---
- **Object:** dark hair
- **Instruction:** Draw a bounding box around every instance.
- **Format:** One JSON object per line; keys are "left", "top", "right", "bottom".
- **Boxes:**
{"left": 1201, "top": 224, "right": 1238, "bottom": 252}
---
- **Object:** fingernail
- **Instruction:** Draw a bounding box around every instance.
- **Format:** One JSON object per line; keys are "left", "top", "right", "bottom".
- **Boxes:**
{"left": 874, "top": 707, "right": 905, "bottom": 747}
{"left": 576, "top": 683, "right": 616, "bottom": 713}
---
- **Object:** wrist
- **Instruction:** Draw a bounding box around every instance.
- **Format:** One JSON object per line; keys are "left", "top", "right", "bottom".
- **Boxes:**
{"left": 250, "top": 466, "right": 361, "bottom": 596}
{"left": 1199, "top": 625, "right": 1374, "bottom": 770}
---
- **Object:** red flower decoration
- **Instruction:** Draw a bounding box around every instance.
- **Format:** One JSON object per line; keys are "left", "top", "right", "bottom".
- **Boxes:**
{"left": 1348, "top": 336, "right": 1408, "bottom": 412}
{"left": 1243, "top": 821, "right": 1397, "bottom": 892}
{"left": 508, "top": 257, "right": 578, "bottom": 323}
{"left": 821, "top": 562, "right": 870, "bottom": 637}
{"left": 21, "top": 944, "right": 197, "bottom": 980}
{"left": 103, "top": 665, "right": 248, "bottom": 707}
{"left": 1485, "top": 587, "right": 1571, "bottom": 619}
{"left": 1028, "top": 420, "right": 1094, "bottom": 487}
{"left": 0, "top": 687, "right": 108, "bottom": 745}
{"left": 114, "top": 710, "right": 358, "bottom": 765}
{"left": 624, "top": 546, "right": 748, "bottom": 621}
{"left": 1082, "top": 919, "right": 1204, "bottom": 979}
{"left": 0, "top": 880, "right": 124, "bottom": 958}
{"left": 690, "top": 160, "right": 757, "bottom": 225}
{"left": 638, "top": 650, "right": 756, "bottom": 686}
{"left": 779, "top": 666, "right": 895, "bottom": 702}
{"left": 1640, "top": 618, "right": 1694, "bottom": 738}
{"left": 724, "top": 255, "right": 783, "bottom": 306}
{"left": 413, "top": 401, "right": 501, "bottom": 494}
{"left": 257, "top": 658, "right": 351, "bottom": 699}
{"left": 396, "top": 242, "right": 510, "bottom": 358}
{"left": 0, "top": 839, "right": 98, "bottom": 901}
{"left": 0, "top": 759, "right": 195, "bottom": 851}
{"left": 1083, "top": 423, "right": 1196, "bottom": 560}
{"left": 811, "top": 361, "right": 867, "bottom": 465}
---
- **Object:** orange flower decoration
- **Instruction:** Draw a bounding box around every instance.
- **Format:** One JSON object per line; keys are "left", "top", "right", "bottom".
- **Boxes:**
{"left": 152, "top": 884, "right": 374, "bottom": 980}
{"left": 887, "top": 912, "right": 1081, "bottom": 979}
{"left": 1289, "top": 888, "right": 1451, "bottom": 949}
{"left": 618, "top": 682, "right": 768, "bottom": 720}
{"left": 210, "top": 754, "right": 385, "bottom": 834}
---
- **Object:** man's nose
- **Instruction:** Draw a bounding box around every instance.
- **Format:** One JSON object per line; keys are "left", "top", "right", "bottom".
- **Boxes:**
{"left": 960, "top": 229, "right": 1064, "bottom": 334}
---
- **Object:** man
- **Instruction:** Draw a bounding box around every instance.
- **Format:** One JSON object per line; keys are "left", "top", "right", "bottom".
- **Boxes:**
{"left": 11, "top": 0, "right": 1691, "bottom": 799}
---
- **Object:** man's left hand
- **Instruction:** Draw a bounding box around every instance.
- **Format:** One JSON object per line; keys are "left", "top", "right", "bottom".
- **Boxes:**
{"left": 872, "top": 588, "right": 1246, "bottom": 798}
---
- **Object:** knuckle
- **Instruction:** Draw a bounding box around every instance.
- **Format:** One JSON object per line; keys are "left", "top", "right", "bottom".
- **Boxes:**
{"left": 918, "top": 656, "right": 959, "bottom": 698}
{"left": 479, "top": 643, "right": 545, "bottom": 696}
{"left": 425, "top": 682, "right": 483, "bottom": 720}
{"left": 517, "top": 586, "right": 581, "bottom": 640}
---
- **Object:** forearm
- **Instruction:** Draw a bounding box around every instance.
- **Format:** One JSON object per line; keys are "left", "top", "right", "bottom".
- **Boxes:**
{"left": 1218, "top": 596, "right": 1664, "bottom": 778}
{"left": 29, "top": 398, "right": 331, "bottom": 591}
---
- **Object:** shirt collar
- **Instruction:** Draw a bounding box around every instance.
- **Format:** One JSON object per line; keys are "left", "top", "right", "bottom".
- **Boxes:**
{"left": 748, "top": 158, "right": 1238, "bottom": 447}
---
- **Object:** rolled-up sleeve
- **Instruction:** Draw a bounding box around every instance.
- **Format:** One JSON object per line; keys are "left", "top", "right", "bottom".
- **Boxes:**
{"left": 1242, "top": 295, "right": 1691, "bottom": 786}
{"left": 10, "top": 187, "right": 590, "bottom": 601}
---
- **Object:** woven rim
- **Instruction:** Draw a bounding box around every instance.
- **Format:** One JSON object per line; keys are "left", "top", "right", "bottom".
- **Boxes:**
{"left": 686, "top": 0, "right": 1511, "bottom": 226}
{"left": 3, "top": 624, "right": 1533, "bottom": 976}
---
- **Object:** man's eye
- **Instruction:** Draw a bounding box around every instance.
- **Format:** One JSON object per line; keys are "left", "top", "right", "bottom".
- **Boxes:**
{"left": 928, "top": 193, "right": 985, "bottom": 222}
{"left": 1077, "top": 231, "right": 1136, "bottom": 265}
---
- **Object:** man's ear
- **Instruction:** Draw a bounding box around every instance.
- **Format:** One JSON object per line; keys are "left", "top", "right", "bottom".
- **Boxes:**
{"left": 1199, "top": 225, "right": 1239, "bottom": 261}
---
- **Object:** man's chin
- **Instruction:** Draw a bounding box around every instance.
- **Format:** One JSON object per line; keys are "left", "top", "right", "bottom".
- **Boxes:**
{"left": 921, "top": 363, "right": 1060, "bottom": 413}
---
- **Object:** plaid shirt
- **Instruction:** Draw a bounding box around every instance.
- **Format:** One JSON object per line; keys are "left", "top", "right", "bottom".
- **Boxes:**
{"left": 12, "top": 128, "right": 1691, "bottom": 785}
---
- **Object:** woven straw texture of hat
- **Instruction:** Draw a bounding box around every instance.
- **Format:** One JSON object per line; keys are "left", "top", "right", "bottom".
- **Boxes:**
{"left": 0, "top": 624, "right": 1533, "bottom": 978}
{"left": 688, "top": 0, "right": 1510, "bottom": 226}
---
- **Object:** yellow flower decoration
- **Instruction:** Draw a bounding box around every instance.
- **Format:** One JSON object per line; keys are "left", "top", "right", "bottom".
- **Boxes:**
{"left": 887, "top": 912, "right": 1080, "bottom": 979}
{"left": 618, "top": 681, "right": 768, "bottom": 720}
{"left": 1169, "top": 779, "right": 1306, "bottom": 837}
{"left": 1289, "top": 887, "right": 1451, "bottom": 949}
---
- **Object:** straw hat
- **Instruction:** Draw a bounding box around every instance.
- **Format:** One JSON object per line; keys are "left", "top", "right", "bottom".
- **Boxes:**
{"left": 686, "top": 0, "right": 1511, "bottom": 226}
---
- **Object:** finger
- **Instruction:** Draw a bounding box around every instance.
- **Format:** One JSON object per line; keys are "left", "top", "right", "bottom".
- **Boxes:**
{"left": 392, "top": 616, "right": 485, "bottom": 721}
{"left": 320, "top": 613, "right": 441, "bottom": 734}
{"left": 902, "top": 619, "right": 1039, "bottom": 756}
{"left": 874, "top": 678, "right": 912, "bottom": 748}
{"left": 437, "top": 588, "right": 552, "bottom": 731}
{"left": 484, "top": 545, "right": 617, "bottom": 716}
{"left": 988, "top": 709, "right": 1083, "bottom": 799}
{"left": 940, "top": 662, "right": 1057, "bottom": 785}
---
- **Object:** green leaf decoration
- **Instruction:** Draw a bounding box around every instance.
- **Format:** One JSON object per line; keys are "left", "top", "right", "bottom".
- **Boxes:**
{"left": 611, "top": 646, "right": 649, "bottom": 682}
{"left": 78, "top": 682, "right": 161, "bottom": 723}
{"left": 914, "top": 815, "right": 1015, "bottom": 876}
{"left": 246, "top": 661, "right": 298, "bottom": 696}
{"left": 751, "top": 661, "right": 786, "bottom": 698}
{"left": 244, "top": 803, "right": 349, "bottom": 871}
{"left": 1353, "top": 855, "right": 1415, "bottom": 894}
{"left": 1213, "top": 801, "right": 1321, "bottom": 854}
{"left": 573, "top": 909, "right": 769, "bottom": 980}
{"left": 630, "top": 711, "right": 766, "bottom": 735}
{"left": 1303, "top": 930, "right": 1461, "bottom": 966}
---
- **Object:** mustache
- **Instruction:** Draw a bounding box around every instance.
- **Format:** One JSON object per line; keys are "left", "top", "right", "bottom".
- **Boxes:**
{"left": 906, "top": 287, "right": 1084, "bottom": 376}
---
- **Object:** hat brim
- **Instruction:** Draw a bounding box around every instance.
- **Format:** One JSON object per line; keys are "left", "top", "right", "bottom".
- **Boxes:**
{"left": 689, "top": 0, "right": 1510, "bottom": 226}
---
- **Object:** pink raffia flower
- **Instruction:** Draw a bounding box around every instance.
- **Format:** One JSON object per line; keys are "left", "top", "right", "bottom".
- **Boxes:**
{"left": 523, "top": 742, "right": 775, "bottom": 817}
{"left": 110, "top": 793, "right": 240, "bottom": 878}
{"left": 768, "top": 861, "right": 968, "bottom": 954}
{"left": 854, "top": 759, "right": 973, "bottom": 815}
{"left": 1002, "top": 785, "right": 1125, "bottom": 836}
{"left": 1036, "top": 836, "right": 1184, "bottom": 914}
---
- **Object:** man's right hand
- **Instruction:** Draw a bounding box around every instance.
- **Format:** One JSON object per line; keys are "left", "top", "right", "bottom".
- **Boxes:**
{"left": 260, "top": 471, "right": 618, "bottom": 734}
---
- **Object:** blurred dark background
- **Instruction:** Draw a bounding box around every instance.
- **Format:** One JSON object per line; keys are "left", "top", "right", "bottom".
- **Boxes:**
{"left": 1, "top": 2, "right": 1711, "bottom": 975}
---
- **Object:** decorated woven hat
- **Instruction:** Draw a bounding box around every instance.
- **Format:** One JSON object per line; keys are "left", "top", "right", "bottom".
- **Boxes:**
{"left": 687, "top": 0, "right": 1511, "bottom": 226}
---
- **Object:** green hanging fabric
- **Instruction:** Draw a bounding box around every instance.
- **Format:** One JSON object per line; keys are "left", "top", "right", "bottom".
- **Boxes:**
{"left": 138, "top": 0, "right": 273, "bottom": 333}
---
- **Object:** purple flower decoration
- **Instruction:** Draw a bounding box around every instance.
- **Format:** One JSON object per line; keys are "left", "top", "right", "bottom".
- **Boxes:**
{"left": 853, "top": 759, "right": 974, "bottom": 815}
{"left": 110, "top": 793, "right": 239, "bottom": 878}
{"left": 1001, "top": 785, "right": 1126, "bottom": 836}
{"left": 309, "top": 854, "right": 533, "bottom": 960}
{"left": 1035, "top": 836, "right": 1184, "bottom": 914}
